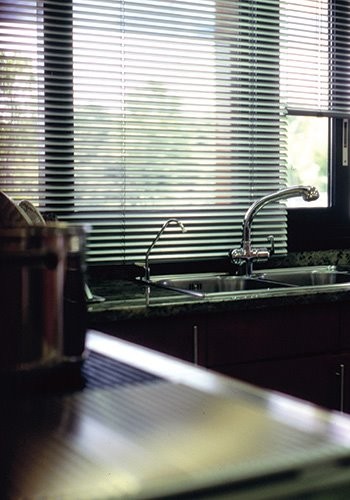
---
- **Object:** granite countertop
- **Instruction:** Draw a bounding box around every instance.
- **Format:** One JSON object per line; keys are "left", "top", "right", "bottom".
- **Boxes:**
{"left": 87, "top": 250, "right": 350, "bottom": 323}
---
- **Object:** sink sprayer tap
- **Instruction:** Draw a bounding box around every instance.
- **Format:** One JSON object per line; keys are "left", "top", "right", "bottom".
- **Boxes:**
{"left": 144, "top": 218, "right": 186, "bottom": 283}
{"left": 143, "top": 218, "right": 186, "bottom": 306}
{"left": 229, "top": 185, "right": 319, "bottom": 276}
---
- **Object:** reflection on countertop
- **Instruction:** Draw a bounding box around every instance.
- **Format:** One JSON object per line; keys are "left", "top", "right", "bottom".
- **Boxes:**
{"left": 5, "top": 330, "right": 350, "bottom": 499}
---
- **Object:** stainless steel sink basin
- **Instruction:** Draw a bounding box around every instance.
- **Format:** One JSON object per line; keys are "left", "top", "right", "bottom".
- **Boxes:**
{"left": 254, "top": 265, "right": 350, "bottom": 287}
{"left": 154, "top": 265, "right": 350, "bottom": 297}
{"left": 157, "top": 275, "right": 291, "bottom": 294}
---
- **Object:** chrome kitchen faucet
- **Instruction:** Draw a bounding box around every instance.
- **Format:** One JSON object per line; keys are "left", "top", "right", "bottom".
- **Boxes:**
{"left": 229, "top": 185, "right": 319, "bottom": 276}
{"left": 144, "top": 218, "right": 186, "bottom": 305}
{"left": 144, "top": 218, "right": 186, "bottom": 282}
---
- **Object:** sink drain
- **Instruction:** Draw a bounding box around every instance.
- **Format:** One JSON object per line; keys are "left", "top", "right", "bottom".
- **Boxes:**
{"left": 188, "top": 282, "right": 203, "bottom": 291}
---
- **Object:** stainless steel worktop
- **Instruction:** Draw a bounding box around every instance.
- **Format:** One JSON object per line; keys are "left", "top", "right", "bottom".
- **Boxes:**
{"left": 4, "top": 329, "right": 350, "bottom": 499}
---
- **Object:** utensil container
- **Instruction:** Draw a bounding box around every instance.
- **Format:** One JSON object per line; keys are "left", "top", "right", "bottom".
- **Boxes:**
{"left": 0, "top": 224, "right": 87, "bottom": 372}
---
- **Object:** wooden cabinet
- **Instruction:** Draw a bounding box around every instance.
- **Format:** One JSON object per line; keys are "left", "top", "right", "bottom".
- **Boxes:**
{"left": 204, "top": 303, "right": 340, "bottom": 367}
{"left": 95, "top": 314, "right": 206, "bottom": 365}
{"left": 205, "top": 302, "right": 350, "bottom": 413}
{"left": 339, "top": 302, "right": 350, "bottom": 350}
{"left": 94, "top": 299, "right": 350, "bottom": 413}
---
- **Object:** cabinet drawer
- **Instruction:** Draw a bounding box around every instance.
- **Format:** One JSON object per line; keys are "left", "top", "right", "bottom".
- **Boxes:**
{"left": 205, "top": 303, "right": 340, "bottom": 366}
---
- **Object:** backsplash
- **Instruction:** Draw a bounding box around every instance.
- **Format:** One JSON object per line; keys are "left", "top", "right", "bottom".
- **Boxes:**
{"left": 265, "top": 249, "right": 350, "bottom": 269}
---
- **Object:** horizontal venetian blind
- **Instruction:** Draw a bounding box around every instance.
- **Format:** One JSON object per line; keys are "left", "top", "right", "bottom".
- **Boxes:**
{"left": 280, "top": 0, "right": 350, "bottom": 117}
{"left": 71, "top": 0, "right": 285, "bottom": 263}
{"left": 2, "top": 1, "right": 346, "bottom": 264}
{"left": 0, "top": 1, "right": 45, "bottom": 203}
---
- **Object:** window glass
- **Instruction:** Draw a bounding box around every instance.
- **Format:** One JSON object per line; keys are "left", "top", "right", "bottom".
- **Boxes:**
{"left": 286, "top": 116, "right": 329, "bottom": 208}
{"left": 280, "top": 0, "right": 330, "bottom": 209}
{"left": 0, "top": 1, "right": 44, "bottom": 204}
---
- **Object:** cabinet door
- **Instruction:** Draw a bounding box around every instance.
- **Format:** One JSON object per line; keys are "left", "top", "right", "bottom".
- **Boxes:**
{"left": 217, "top": 354, "right": 344, "bottom": 412}
{"left": 205, "top": 303, "right": 340, "bottom": 367}
{"left": 339, "top": 302, "right": 350, "bottom": 351}
{"left": 94, "top": 315, "right": 206, "bottom": 364}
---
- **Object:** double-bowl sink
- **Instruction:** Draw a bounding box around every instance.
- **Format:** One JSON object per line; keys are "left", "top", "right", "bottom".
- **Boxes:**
{"left": 152, "top": 265, "right": 350, "bottom": 298}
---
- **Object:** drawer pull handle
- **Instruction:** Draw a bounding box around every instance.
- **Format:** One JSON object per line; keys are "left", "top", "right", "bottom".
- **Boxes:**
{"left": 193, "top": 325, "right": 199, "bottom": 365}
{"left": 336, "top": 363, "right": 345, "bottom": 413}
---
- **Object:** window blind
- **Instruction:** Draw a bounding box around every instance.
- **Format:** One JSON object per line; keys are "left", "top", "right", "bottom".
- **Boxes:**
{"left": 0, "top": 0, "right": 347, "bottom": 264}
{"left": 280, "top": 0, "right": 350, "bottom": 117}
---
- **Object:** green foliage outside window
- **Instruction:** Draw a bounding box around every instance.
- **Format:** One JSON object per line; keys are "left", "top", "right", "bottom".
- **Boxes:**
{"left": 287, "top": 115, "right": 328, "bottom": 207}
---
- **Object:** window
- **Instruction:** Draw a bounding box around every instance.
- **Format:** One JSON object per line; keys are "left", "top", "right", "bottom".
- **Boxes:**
{"left": 280, "top": 0, "right": 330, "bottom": 208}
{"left": 1, "top": 1, "right": 349, "bottom": 263}
{"left": 0, "top": 1, "right": 44, "bottom": 200}
{"left": 286, "top": 115, "right": 329, "bottom": 208}
{"left": 286, "top": 1, "right": 350, "bottom": 251}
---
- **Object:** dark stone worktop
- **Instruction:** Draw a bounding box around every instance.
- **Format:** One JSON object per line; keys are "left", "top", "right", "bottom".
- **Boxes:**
{"left": 87, "top": 249, "right": 350, "bottom": 325}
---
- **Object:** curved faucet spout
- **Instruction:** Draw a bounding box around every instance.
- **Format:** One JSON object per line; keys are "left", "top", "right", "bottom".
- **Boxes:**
{"left": 144, "top": 218, "right": 186, "bottom": 281}
{"left": 230, "top": 185, "right": 319, "bottom": 276}
{"left": 242, "top": 185, "right": 319, "bottom": 244}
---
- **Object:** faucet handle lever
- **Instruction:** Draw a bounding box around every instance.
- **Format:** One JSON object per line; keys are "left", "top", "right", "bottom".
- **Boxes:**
{"left": 267, "top": 235, "right": 275, "bottom": 256}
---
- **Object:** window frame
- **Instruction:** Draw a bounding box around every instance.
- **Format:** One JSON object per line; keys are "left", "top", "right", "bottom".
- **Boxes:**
{"left": 287, "top": 117, "right": 350, "bottom": 251}
{"left": 21, "top": 0, "right": 350, "bottom": 266}
{"left": 287, "top": 0, "right": 350, "bottom": 252}
{"left": 43, "top": 0, "right": 75, "bottom": 215}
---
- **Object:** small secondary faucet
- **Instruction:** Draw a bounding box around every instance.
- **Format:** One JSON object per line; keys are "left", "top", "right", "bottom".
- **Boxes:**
{"left": 144, "top": 218, "right": 186, "bottom": 282}
{"left": 141, "top": 219, "right": 205, "bottom": 303}
{"left": 229, "top": 185, "right": 319, "bottom": 276}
